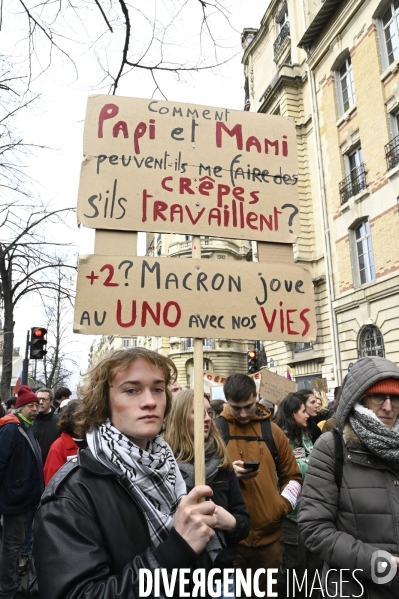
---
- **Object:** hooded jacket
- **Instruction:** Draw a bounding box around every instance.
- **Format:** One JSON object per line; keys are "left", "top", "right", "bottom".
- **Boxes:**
{"left": 0, "top": 413, "right": 44, "bottom": 514}
{"left": 220, "top": 402, "right": 301, "bottom": 547}
{"left": 298, "top": 356, "right": 399, "bottom": 598}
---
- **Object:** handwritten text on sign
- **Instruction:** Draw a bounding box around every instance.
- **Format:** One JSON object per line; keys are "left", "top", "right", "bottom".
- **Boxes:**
{"left": 77, "top": 96, "right": 299, "bottom": 242}
{"left": 73, "top": 256, "right": 316, "bottom": 341}
{"left": 259, "top": 370, "right": 297, "bottom": 405}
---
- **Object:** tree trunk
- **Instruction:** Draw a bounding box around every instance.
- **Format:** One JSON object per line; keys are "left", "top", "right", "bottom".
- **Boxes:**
{"left": 0, "top": 252, "right": 15, "bottom": 400}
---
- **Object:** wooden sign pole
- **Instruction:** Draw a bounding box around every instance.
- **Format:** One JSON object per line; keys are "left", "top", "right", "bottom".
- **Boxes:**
{"left": 192, "top": 235, "right": 205, "bottom": 488}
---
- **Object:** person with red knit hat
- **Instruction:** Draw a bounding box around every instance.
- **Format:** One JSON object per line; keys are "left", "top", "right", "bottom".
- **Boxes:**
{"left": 299, "top": 357, "right": 399, "bottom": 599}
{"left": 0, "top": 385, "right": 43, "bottom": 599}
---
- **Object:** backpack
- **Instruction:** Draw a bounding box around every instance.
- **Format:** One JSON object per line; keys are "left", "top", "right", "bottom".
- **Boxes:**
{"left": 331, "top": 428, "right": 344, "bottom": 492}
{"left": 216, "top": 415, "right": 281, "bottom": 481}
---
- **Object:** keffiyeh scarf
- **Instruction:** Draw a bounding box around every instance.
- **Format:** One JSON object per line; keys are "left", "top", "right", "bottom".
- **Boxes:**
{"left": 87, "top": 419, "right": 186, "bottom": 547}
{"left": 349, "top": 404, "right": 399, "bottom": 468}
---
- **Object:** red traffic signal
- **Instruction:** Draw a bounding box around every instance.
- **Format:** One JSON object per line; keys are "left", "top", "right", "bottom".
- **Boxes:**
{"left": 247, "top": 349, "right": 258, "bottom": 374}
{"left": 30, "top": 327, "right": 48, "bottom": 360}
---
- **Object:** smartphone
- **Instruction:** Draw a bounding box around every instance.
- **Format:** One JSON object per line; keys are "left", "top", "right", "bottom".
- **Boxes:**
{"left": 242, "top": 461, "right": 260, "bottom": 471}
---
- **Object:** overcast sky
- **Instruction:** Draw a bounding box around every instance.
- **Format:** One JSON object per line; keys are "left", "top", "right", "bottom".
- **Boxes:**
{"left": 4, "top": 1, "right": 269, "bottom": 387}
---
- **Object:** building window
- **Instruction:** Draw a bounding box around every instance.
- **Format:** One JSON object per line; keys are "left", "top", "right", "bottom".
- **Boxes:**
{"left": 351, "top": 220, "right": 375, "bottom": 286}
{"left": 274, "top": 6, "right": 290, "bottom": 56}
{"left": 122, "top": 339, "right": 130, "bottom": 347}
{"left": 382, "top": 2, "right": 399, "bottom": 66}
{"left": 295, "top": 375, "right": 321, "bottom": 390}
{"left": 183, "top": 338, "right": 213, "bottom": 351}
{"left": 358, "top": 325, "right": 385, "bottom": 358}
{"left": 339, "top": 147, "right": 367, "bottom": 203}
{"left": 385, "top": 111, "right": 399, "bottom": 169}
{"left": 277, "top": 5, "right": 289, "bottom": 30}
{"left": 294, "top": 342, "right": 313, "bottom": 352}
{"left": 336, "top": 56, "right": 356, "bottom": 115}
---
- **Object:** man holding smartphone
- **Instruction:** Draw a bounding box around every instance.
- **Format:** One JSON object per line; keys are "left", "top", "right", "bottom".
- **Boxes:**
{"left": 220, "top": 374, "right": 302, "bottom": 598}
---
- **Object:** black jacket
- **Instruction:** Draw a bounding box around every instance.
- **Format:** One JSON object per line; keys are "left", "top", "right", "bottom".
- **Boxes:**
{"left": 179, "top": 464, "right": 250, "bottom": 568}
{"left": 0, "top": 414, "right": 43, "bottom": 514}
{"left": 306, "top": 416, "right": 321, "bottom": 443}
{"left": 31, "top": 448, "right": 202, "bottom": 599}
{"left": 32, "top": 410, "right": 60, "bottom": 463}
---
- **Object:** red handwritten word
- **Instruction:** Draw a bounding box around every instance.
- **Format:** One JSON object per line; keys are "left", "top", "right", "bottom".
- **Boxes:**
{"left": 260, "top": 305, "right": 311, "bottom": 337}
{"left": 216, "top": 122, "right": 289, "bottom": 156}
{"left": 98, "top": 103, "right": 155, "bottom": 154}
{"left": 161, "top": 175, "right": 259, "bottom": 207}
{"left": 116, "top": 300, "right": 181, "bottom": 328}
{"left": 142, "top": 190, "right": 281, "bottom": 232}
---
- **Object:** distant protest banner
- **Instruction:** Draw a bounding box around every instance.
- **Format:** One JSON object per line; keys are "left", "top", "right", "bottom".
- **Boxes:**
{"left": 73, "top": 255, "right": 317, "bottom": 342}
{"left": 203, "top": 370, "right": 227, "bottom": 386}
{"left": 259, "top": 369, "right": 297, "bottom": 405}
{"left": 77, "top": 95, "right": 299, "bottom": 243}
{"left": 204, "top": 369, "right": 262, "bottom": 394}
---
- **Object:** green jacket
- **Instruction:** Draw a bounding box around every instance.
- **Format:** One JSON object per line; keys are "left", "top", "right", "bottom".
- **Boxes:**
{"left": 286, "top": 432, "right": 313, "bottom": 523}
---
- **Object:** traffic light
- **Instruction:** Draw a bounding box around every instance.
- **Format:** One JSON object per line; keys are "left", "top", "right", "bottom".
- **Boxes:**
{"left": 30, "top": 327, "right": 48, "bottom": 360}
{"left": 247, "top": 349, "right": 258, "bottom": 374}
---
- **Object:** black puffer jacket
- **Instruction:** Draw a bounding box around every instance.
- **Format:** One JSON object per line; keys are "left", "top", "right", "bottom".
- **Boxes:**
{"left": 298, "top": 357, "right": 399, "bottom": 598}
{"left": 30, "top": 448, "right": 199, "bottom": 599}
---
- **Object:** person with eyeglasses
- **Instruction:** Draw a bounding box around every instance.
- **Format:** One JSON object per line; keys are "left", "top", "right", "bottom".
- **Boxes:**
{"left": 164, "top": 389, "right": 250, "bottom": 599}
{"left": 299, "top": 356, "right": 399, "bottom": 599}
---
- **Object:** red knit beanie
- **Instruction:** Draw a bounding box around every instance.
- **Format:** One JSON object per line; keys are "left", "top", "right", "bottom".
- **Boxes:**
{"left": 365, "top": 378, "right": 399, "bottom": 396}
{"left": 15, "top": 385, "right": 39, "bottom": 408}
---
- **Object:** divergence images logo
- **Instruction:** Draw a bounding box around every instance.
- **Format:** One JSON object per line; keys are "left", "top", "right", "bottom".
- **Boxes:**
{"left": 371, "top": 550, "right": 397, "bottom": 585}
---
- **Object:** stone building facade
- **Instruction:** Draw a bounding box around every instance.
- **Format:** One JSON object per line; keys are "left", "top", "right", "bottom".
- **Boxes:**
{"left": 243, "top": 0, "right": 399, "bottom": 393}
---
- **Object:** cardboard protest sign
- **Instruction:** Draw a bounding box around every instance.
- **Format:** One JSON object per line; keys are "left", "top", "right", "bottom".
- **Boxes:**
{"left": 211, "top": 387, "right": 226, "bottom": 401}
{"left": 259, "top": 369, "right": 297, "bottom": 405}
{"left": 77, "top": 95, "right": 299, "bottom": 243}
{"left": 73, "top": 255, "right": 317, "bottom": 341}
{"left": 312, "top": 378, "right": 328, "bottom": 393}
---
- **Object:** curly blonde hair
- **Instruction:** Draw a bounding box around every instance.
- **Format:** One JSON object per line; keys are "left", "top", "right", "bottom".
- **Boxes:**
{"left": 163, "top": 389, "right": 232, "bottom": 471}
{"left": 74, "top": 347, "right": 177, "bottom": 434}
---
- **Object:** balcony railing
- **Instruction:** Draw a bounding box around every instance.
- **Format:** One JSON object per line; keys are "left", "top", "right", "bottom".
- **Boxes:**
{"left": 273, "top": 22, "right": 290, "bottom": 56}
{"left": 338, "top": 163, "right": 367, "bottom": 204}
{"left": 385, "top": 134, "right": 399, "bottom": 170}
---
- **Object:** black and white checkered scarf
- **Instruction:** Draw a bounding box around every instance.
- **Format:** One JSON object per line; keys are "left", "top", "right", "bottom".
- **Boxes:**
{"left": 87, "top": 419, "right": 186, "bottom": 547}
{"left": 349, "top": 404, "right": 399, "bottom": 468}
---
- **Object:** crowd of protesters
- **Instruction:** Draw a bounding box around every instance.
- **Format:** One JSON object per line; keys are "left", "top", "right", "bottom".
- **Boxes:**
{"left": 1, "top": 350, "right": 399, "bottom": 598}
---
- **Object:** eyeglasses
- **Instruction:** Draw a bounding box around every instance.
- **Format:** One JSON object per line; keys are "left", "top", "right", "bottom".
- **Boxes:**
{"left": 204, "top": 409, "right": 216, "bottom": 419}
{"left": 191, "top": 409, "right": 216, "bottom": 419}
{"left": 364, "top": 394, "right": 399, "bottom": 408}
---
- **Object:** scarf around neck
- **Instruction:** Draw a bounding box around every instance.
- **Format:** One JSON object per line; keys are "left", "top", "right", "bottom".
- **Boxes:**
{"left": 348, "top": 404, "right": 399, "bottom": 468}
{"left": 86, "top": 419, "right": 186, "bottom": 547}
{"left": 176, "top": 439, "right": 221, "bottom": 492}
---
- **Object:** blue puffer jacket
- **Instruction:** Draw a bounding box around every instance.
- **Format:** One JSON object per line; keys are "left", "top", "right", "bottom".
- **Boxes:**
{"left": 0, "top": 414, "right": 44, "bottom": 514}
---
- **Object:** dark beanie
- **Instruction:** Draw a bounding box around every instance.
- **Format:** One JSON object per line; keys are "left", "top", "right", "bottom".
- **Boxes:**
{"left": 365, "top": 378, "right": 399, "bottom": 396}
{"left": 15, "top": 385, "right": 39, "bottom": 408}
